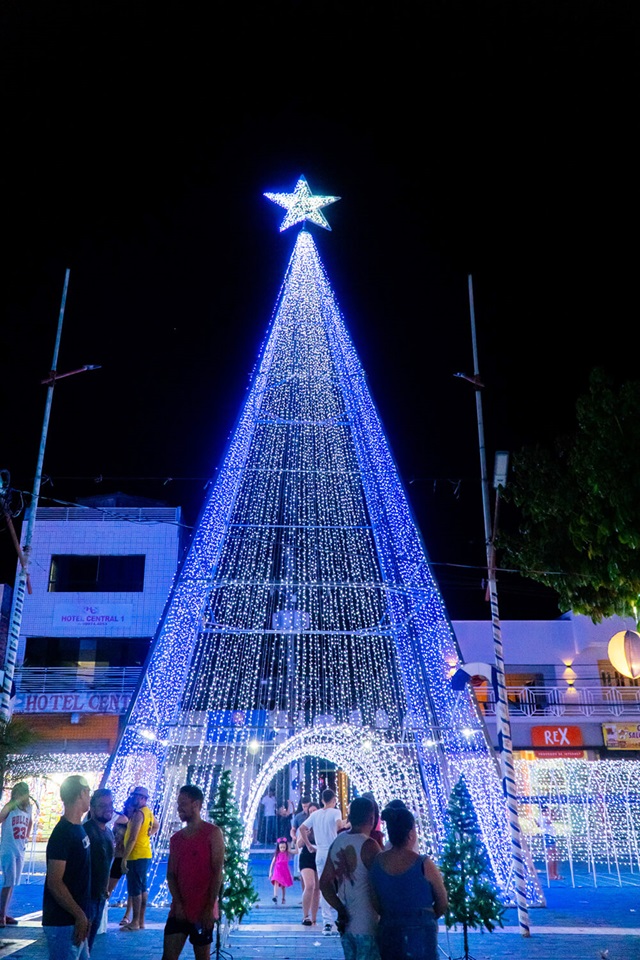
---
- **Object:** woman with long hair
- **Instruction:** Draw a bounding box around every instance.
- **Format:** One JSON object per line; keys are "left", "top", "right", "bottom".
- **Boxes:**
{"left": 297, "top": 802, "right": 320, "bottom": 926}
{"left": 369, "top": 804, "right": 447, "bottom": 960}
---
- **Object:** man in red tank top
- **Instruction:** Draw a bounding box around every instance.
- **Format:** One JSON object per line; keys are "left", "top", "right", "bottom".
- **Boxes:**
{"left": 162, "top": 785, "right": 225, "bottom": 960}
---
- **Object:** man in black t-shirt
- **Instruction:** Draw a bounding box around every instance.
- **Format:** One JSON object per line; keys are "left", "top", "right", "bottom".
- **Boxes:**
{"left": 83, "top": 789, "right": 115, "bottom": 950}
{"left": 43, "top": 775, "right": 91, "bottom": 960}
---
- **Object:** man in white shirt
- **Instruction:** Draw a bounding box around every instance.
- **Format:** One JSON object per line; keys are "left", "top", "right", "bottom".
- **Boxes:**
{"left": 298, "top": 789, "right": 347, "bottom": 935}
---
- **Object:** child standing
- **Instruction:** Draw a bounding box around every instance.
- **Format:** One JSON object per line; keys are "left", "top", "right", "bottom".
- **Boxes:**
{"left": 269, "top": 837, "right": 293, "bottom": 904}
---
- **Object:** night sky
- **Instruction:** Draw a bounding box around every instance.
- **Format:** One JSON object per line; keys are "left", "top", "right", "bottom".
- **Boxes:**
{"left": 1, "top": 1, "right": 636, "bottom": 621}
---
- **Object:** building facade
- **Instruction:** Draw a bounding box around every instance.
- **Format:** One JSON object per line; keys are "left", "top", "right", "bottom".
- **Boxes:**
{"left": 454, "top": 613, "right": 640, "bottom": 760}
{"left": 9, "top": 495, "right": 185, "bottom": 757}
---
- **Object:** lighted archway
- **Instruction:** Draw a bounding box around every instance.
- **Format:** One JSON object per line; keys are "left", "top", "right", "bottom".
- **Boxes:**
{"left": 241, "top": 723, "right": 435, "bottom": 852}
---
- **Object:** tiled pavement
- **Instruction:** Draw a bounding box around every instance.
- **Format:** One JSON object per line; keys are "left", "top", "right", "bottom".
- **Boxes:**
{"left": 2, "top": 850, "right": 639, "bottom": 960}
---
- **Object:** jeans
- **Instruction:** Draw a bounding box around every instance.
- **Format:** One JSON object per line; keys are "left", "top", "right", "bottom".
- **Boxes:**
{"left": 43, "top": 925, "right": 90, "bottom": 960}
{"left": 315, "top": 847, "right": 337, "bottom": 925}
{"left": 88, "top": 898, "right": 106, "bottom": 950}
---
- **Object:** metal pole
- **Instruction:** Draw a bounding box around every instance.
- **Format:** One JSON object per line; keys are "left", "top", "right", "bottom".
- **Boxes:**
{"left": 467, "top": 274, "right": 530, "bottom": 936}
{"left": 0, "top": 269, "right": 71, "bottom": 721}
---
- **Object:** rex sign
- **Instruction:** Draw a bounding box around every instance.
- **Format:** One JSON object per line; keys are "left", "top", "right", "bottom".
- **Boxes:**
{"left": 531, "top": 725, "right": 584, "bottom": 758}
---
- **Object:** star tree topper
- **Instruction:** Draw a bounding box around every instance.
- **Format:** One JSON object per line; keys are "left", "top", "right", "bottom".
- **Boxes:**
{"left": 264, "top": 175, "right": 340, "bottom": 232}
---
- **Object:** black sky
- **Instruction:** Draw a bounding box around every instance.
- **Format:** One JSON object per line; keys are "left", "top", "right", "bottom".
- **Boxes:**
{"left": 0, "top": 1, "right": 636, "bottom": 620}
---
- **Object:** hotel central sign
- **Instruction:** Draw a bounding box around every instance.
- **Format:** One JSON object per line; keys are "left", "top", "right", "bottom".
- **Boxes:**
{"left": 56, "top": 602, "right": 133, "bottom": 628}
{"left": 14, "top": 692, "right": 131, "bottom": 714}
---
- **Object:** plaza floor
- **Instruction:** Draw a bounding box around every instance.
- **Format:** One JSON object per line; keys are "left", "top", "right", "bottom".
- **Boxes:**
{"left": 3, "top": 850, "right": 639, "bottom": 960}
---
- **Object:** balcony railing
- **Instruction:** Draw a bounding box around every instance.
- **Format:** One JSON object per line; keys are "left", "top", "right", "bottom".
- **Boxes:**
{"left": 13, "top": 671, "right": 640, "bottom": 720}
{"left": 480, "top": 684, "right": 640, "bottom": 718}
{"left": 15, "top": 666, "right": 142, "bottom": 695}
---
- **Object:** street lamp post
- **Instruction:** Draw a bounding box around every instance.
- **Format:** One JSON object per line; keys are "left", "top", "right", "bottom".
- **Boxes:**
{"left": 0, "top": 269, "right": 100, "bottom": 721}
{"left": 464, "top": 274, "right": 531, "bottom": 935}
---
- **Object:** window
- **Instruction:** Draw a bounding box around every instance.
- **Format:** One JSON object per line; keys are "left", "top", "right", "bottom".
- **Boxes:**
{"left": 48, "top": 555, "right": 145, "bottom": 592}
{"left": 24, "top": 637, "right": 151, "bottom": 667}
{"left": 598, "top": 658, "right": 639, "bottom": 688}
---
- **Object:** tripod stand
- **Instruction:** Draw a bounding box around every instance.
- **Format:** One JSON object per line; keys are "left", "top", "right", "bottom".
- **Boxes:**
{"left": 212, "top": 918, "right": 233, "bottom": 960}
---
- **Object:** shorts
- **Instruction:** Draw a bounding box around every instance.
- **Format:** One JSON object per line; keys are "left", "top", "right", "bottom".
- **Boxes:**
{"left": 299, "top": 845, "right": 316, "bottom": 871}
{"left": 43, "top": 925, "right": 90, "bottom": 960}
{"left": 1, "top": 849, "right": 24, "bottom": 887}
{"left": 126, "top": 858, "right": 150, "bottom": 896}
{"left": 110, "top": 856, "right": 124, "bottom": 879}
{"left": 341, "top": 933, "right": 381, "bottom": 960}
{"left": 164, "top": 915, "right": 214, "bottom": 946}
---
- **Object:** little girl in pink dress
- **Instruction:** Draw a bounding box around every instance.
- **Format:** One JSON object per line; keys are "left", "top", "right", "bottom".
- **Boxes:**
{"left": 269, "top": 837, "right": 293, "bottom": 904}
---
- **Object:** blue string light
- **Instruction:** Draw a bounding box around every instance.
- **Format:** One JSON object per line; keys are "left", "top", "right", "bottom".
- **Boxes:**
{"left": 105, "top": 212, "right": 542, "bottom": 905}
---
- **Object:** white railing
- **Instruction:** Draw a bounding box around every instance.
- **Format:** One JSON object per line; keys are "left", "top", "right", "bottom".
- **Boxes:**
{"left": 480, "top": 684, "right": 640, "bottom": 719}
{"left": 12, "top": 673, "right": 640, "bottom": 718}
{"left": 15, "top": 665, "right": 142, "bottom": 694}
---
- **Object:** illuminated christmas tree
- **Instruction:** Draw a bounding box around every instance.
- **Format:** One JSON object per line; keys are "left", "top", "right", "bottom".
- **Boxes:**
{"left": 210, "top": 769, "right": 258, "bottom": 926}
{"left": 441, "top": 776, "right": 505, "bottom": 960}
{"left": 104, "top": 176, "right": 542, "bottom": 906}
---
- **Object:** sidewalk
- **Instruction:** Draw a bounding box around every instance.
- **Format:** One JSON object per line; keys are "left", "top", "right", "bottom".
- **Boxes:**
{"left": 3, "top": 852, "right": 639, "bottom": 959}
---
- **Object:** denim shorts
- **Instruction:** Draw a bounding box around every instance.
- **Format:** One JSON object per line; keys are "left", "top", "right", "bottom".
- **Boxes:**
{"left": 341, "top": 933, "right": 381, "bottom": 960}
{"left": 43, "top": 925, "right": 90, "bottom": 960}
{"left": 126, "top": 858, "right": 150, "bottom": 896}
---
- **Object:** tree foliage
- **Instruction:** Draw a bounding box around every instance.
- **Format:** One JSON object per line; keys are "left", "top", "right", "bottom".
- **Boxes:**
{"left": 0, "top": 715, "right": 36, "bottom": 791}
{"left": 209, "top": 769, "right": 258, "bottom": 926}
{"left": 440, "top": 776, "right": 505, "bottom": 958}
{"left": 500, "top": 369, "right": 640, "bottom": 623}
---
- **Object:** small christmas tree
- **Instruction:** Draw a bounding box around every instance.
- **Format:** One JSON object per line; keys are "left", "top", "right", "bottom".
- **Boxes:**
{"left": 210, "top": 769, "right": 259, "bottom": 926}
{"left": 440, "top": 776, "right": 505, "bottom": 960}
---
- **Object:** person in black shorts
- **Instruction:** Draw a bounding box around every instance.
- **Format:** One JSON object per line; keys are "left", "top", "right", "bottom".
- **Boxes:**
{"left": 297, "top": 802, "right": 319, "bottom": 926}
{"left": 162, "top": 785, "right": 224, "bottom": 960}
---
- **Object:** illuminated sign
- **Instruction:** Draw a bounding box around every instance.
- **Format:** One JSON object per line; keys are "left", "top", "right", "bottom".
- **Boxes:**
{"left": 55, "top": 602, "right": 133, "bottom": 627}
{"left": 531, "top": 725, "right": 584, "bottom": 748}
{"left": 602, "top": 722, "right": 640, "bottom": 750}
{"left": 15, "top": 692, "right": 130, "bottom": 714}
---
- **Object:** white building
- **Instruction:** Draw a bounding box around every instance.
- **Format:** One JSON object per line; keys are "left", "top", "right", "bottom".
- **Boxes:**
{"left": 454, "top": 613, "right": 640, "bottom": 759}
{"left": 10, "top": 494, "right": 185, "bottom": 755}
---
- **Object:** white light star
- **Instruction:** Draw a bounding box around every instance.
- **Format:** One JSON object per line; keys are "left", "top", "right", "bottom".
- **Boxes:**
{"left": 264, "top": 175, "right": 340, "bottom": 232}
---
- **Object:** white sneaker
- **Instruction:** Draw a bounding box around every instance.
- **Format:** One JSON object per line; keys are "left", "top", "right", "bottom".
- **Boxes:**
{"left": 323, "top": 923, "right": 333, "bottom": 936}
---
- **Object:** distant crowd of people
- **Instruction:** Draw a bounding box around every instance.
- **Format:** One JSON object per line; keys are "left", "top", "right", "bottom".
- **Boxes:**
{"left": 0, "top": 775, "right": 224, "bottom": 960}
{"left": 2, "top": 775, "right": 458, "bottom": 960}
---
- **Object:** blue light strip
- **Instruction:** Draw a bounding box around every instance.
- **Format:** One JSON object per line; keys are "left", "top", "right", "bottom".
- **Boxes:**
{"left": 106, "top": 229, "right": 542, "bottom": 904}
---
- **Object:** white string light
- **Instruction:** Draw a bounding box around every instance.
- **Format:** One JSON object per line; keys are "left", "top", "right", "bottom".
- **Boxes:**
{"left": 105, "top": 224, "right": 541, "bottom": 905}
{"left": 516, "top": 758, "right": 640, "bottom": 876}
